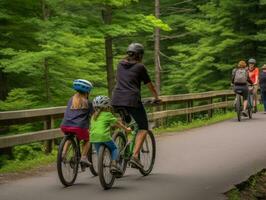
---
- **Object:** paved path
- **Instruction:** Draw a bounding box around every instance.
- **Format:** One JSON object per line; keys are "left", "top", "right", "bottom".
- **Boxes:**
{"left": 1, "top": 113, "right": 266, "bottom": 200}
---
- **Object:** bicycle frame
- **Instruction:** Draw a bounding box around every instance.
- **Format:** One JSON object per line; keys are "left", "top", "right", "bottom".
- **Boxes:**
{"left": 122, "top": 121, "right": 138, "bottom": 160}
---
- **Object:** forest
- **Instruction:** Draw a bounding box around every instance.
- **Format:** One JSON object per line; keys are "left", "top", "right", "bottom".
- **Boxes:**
{"left": 0, "top": 0, "right": 266, "bottom": 111}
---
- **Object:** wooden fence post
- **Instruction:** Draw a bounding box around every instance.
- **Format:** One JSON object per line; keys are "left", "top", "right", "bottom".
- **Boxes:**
{"left": 154, "top": 104, "right": 164, "bottom": 127}
{"left": 187, "top": 100, "right": 193, "bottom": 123}
{"left": 208, "top": 97, "right": 213, "bottom": 118}
{"left": 223, "top": 95, "right": 227, "bottom": 113}
{"left": 0, "top": 126, "right": 13, "bottom": 158}
{"left": 43, "top": 116, "right": 54, "bottom": 154}
{"left": 162, "top": 103, "right": 167, "bottom": 127}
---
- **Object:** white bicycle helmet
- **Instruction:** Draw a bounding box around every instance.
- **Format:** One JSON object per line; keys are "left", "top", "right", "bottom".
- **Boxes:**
{"left": 92, "top": 96, "right": 111, "bottom": 108}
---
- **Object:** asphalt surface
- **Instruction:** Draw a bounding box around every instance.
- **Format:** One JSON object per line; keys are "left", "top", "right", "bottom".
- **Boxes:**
{"left": 1, "top": 113, "right": 266, "bottom": 200}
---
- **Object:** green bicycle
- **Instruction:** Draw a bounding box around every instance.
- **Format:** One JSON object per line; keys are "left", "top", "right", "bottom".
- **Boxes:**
{"left": 97, "top": 100, "right": 157, "bottom": 189}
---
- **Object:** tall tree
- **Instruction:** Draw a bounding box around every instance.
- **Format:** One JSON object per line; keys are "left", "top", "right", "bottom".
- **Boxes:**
{"left": 154, "top": 0, "right": 161, "bottom": 95}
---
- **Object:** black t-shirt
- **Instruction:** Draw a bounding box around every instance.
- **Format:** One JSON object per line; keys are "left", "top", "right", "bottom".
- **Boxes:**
{"left": 112, "top": 60, "right": 151, "bottom": 107}
{"left": 259, "top": 71, "right": 266, "bottom": 92}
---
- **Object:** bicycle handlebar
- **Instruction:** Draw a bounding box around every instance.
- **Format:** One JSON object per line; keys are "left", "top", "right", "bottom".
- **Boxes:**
{"left": 142, "top": 99, "right": 162, "bottom": 105}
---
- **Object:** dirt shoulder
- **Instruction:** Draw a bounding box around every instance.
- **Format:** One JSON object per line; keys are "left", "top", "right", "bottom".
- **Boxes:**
{"left": 226, "top": 169, "right": 266, "bottom": 200}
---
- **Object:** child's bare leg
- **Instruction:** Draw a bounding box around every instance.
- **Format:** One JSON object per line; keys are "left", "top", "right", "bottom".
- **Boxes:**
{"left": 80, "top": 141, "right": 91, "bottom": 168}
{"left": 62, "top": 140, "right": 71, "bottom": 158}
{"left": 81, "top": 141, "right": 90, "bottom": 157}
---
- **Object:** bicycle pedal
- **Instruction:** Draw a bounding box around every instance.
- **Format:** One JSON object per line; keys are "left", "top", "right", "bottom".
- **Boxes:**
{"left": 110, "top": 170, "right": 122, "bottom": 177}
{"left": 130, "top": 163, "right": 138, "bottom": 169}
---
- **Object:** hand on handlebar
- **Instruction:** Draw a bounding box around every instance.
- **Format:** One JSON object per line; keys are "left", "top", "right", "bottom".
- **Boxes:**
{"left": 125, "top": 127, "right": 132, "bottom": 134}
{"left": 153, "top": 98, "right": 162, "bottom": 104}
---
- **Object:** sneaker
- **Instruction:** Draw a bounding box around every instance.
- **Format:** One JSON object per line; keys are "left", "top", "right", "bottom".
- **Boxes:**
{"left": 110, "top": 163, "right": 123, "bottom": 176}
{"left": 242, "top": 110, "right": 248, "bottom": 117}
{"left": 80, "top": 157, "right": 92, "bottom": 167}
{"left": 130, "top": 157, "right": 143, "bottom": 169}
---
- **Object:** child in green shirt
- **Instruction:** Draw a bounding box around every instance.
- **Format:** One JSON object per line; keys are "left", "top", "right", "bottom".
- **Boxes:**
{"left": 90, "top": 96, "right": 131, "bottom": 174}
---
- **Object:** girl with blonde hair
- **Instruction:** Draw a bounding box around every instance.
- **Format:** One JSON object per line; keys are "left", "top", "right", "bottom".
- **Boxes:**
{"left": 60, "top": 79, "right": 93, "bottom": 167}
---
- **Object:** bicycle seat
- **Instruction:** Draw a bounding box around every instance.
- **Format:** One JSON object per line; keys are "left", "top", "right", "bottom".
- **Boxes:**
{"left": 113, "top": 107, "right": 132, "bottom": 123}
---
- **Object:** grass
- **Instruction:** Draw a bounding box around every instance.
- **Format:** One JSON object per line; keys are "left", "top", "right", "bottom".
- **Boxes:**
{"left": 154, "top": 111, "right": 236, "bottom": 135}
{"left": 0, "top": 151, "right": 56, "bottom": 174}
{"left": 226, "top": 169, "right": 266, "bottom": 200}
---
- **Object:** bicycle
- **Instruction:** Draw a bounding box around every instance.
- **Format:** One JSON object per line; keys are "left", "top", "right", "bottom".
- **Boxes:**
{"left": 57, "top": 133, "right": 98, "bottom": 187}
{"left": 234, "top": 87, "right": 253, "bottom": 121}
{"left": 97, "top": 100, "right": 158, "bottom": 189}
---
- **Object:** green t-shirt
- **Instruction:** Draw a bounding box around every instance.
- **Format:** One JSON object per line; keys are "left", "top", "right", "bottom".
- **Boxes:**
{"left": 90, "top": 111, "right": 117, "bottom": 142}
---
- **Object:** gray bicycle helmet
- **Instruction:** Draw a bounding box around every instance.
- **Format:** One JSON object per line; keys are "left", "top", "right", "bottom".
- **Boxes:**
{"left": 248, "top": 58, "right": 256, "bottom": 64}
{"left": 127, "top": 43, "right": 144, "bottom": 56}
{"left": 92, "top": 96, "right": 111, "bottom": 108}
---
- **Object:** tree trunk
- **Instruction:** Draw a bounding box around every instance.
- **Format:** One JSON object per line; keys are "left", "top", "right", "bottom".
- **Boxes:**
{"left": 102, "top": 5, "right": 115, "bottom": 97}
{"left": 0, "top": 69, "right": 8, "bottom": 100}
{"left": 154, "top": 0, "right": 161, "bottom": 95}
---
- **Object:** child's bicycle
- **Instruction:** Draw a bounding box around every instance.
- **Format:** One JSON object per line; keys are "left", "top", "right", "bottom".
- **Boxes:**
{"left": 97, "top": 99, "right": 159, "bottom": 189}
{"left": 234, "top": 86, "right": 253, "bottom": 121}
{"left": 57, "top": 133, "right": 98, "bottom": 187}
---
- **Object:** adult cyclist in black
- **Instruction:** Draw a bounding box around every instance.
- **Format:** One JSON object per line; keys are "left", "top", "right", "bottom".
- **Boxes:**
{"left": 112, "top": 43, "right": 161, "bottom": 169}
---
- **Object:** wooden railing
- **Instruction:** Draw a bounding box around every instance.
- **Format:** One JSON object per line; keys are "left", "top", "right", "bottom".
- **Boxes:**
{"left": 0, "top": 90, "right": 235, "bottom": 151}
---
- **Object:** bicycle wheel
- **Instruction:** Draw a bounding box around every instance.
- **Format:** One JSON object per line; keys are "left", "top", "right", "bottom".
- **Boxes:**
{"left": 139, "top": 130, "right": 156, "bottom": 176}
{"left": 112, "top": 131, "right": 127, "bottom": 178}
{"left": 235, "top": 94, "right": 242, "bottom": 122}
{"left": 88, "top": 145, "right": 98, "bottom": 176}
{"left": 248, "top": 94, "right": 253, "bottom": 119}
{"left": 57, "top": 135, "right": 79, "bottom": 186}
{"left": 98, "top": 145, "right": 115, "bottom": 189}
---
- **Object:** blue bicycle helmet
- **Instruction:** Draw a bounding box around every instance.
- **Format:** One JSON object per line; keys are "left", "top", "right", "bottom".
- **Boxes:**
{"left": 73, "top": 79, "right": 93, "bottom": 93}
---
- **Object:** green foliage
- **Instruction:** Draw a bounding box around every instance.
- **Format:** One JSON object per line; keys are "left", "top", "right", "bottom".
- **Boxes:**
{"left": 0, "top": 150, "right": 56, "bottom": 173}
{"left": 0, "top": 155, "right": 9, "bottom": 168}
{"left": 226, "top": 188, "right": 241, "bottom": 200}
{"left": 0, "top": 88, "right": 37, "bottom": 111}
{"left": 13, "top": 143, "right": 43, "bottom": 161}
{"left": 159, "top": 0, "right": 266, "bottom": 94}
{"left": 0, "top": 0, "right": 170, "bottom": 109}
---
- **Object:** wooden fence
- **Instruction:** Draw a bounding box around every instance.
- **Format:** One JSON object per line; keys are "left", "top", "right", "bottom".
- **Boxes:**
{"left": 0, "top": 90, "right": 235, "bottom": 152}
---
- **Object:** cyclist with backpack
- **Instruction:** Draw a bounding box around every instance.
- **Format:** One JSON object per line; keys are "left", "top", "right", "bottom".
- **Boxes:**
{"left": 232, "top": 60, "right": 253, "bottom": 116}
{"left": 247, "top": 58, "right": 259, "bottom": 113}
{"left": 111, "top": 43, "right": 161, "bottom": 169}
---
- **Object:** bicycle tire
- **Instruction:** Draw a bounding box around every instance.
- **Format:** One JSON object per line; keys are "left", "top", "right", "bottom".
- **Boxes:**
{"left": 236, "top": 94, "right": 241, "bottom": 122}
{"left": 112, "top": 131, "right": 128, "bottom": 178}
{"left": 139, "top": 130, "right": 156, "bottom": 176}
{"left": 98, "top": 145, "right": 115, "bottom": 189}
{"left": 57, "top": 135, "right": 79, "bottom": 186}
{"left": 88, "top": 145, "right": 98, "bottom": 176}
{"left": 248, "top": 107, "right": 253, "bottom": 119}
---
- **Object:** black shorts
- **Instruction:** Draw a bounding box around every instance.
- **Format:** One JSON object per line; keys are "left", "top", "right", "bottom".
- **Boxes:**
{"left": 234, "top": 85, "right": 248, "bottom": 100}
{"left": 113, "top": 103, "right": 149, "bottom": 130}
